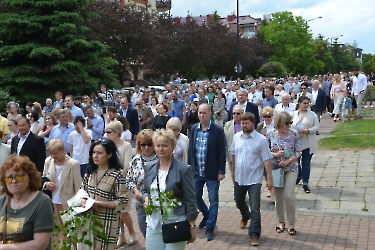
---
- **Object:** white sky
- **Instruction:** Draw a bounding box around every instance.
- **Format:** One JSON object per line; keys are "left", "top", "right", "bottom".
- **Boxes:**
{"left": 170, "top": 0, "right": 375, "bottom": 54}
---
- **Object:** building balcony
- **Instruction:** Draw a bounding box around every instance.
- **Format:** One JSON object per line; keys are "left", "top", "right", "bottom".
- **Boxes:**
{"left": 156, "top": 0, "right": 171, "bottom": 12}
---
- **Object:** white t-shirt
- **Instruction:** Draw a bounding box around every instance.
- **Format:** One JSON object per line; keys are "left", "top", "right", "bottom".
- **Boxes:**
{"left": 52, "top": 164, "right": 63, "bottom": 204}
{"left": 120, "top": 130, "right": 132, "bottom": 141}
{"left": 67, "top": 129, "right": 92, "bottom": 164}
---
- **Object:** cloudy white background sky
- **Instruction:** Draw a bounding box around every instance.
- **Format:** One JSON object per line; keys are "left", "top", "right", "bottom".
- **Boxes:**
{"left": 170, "top": 0, "right": 375, "bottom": 54}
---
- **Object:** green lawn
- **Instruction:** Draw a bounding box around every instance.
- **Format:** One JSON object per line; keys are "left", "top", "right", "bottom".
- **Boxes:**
{"left": 319, "top": 120, "right": 375, "bottom": 150}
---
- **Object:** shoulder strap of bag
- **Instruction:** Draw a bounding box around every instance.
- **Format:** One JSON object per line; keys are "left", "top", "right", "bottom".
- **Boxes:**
{"left": 2, "top": 196, "right": 8, "bottom": 244}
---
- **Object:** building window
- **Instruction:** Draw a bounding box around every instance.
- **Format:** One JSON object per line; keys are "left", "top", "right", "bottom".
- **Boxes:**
{"left": 231, "top": 28, "right": 236, "bottom": 33}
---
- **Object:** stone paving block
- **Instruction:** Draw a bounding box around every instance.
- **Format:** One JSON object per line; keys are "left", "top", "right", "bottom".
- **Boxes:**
{"left": 340, "top": 201, "right": 365, "bottom": 210}
{"left": 316, "top": 200, "right": 340, "bottom": 209}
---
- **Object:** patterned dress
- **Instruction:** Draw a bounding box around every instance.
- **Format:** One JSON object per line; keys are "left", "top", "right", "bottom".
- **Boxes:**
{"left": 81, "top": 168, "right": 128, "bottom": 250}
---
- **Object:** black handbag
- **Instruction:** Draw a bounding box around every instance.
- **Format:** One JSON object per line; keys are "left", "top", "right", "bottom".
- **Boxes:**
{"left": 161, "top": 220, "right": 191, "bottom": 244}
{"left": 155, "top": 169, "right": 191, "bottom": 243}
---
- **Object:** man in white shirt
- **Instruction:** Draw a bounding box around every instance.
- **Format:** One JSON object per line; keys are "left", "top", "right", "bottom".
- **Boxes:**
{"left": 230, "top": 112, "right": 272, "bottom": 246}
{"left": 351, "top": 68, "right": 368, "bottom": 119}
{"left": 225, "top": 85, "right": 236, "bottom": 111}
{"left": 248, "top": 85, "right": 262, "bottom": 110}
{"left": 67, "top": 116, "right": 92, "bottom": 178}
{"left": 274, "top": 93, "right": 296, "bottom": 117}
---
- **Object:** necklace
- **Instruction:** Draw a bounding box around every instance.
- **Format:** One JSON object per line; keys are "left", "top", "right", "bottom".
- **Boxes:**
{"left": 12, "top": 196, "right": 29, "bottom": 214}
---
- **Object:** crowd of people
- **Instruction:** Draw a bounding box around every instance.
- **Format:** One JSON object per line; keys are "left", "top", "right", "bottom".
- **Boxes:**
{"left": 0, "top": 69, "right": 373, "bottom": 249}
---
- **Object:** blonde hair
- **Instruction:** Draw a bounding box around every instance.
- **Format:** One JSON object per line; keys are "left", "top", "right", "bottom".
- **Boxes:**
{"left": 153, "top": 129, "right": 177, "bottom": 149}
{"left": 166, "top": 117, "right": 182, "bottom": 131}
{"left": 274, "top": 111, "right": 292, "bottom": 130}
{"left": 261, "top": 106, "right": 274, "bottom": 116}
{"left": 46, "top": 139, "right": 65, "bottom": 152}
{"left": 105, "top": 121, "right": 123, "bottom": 137}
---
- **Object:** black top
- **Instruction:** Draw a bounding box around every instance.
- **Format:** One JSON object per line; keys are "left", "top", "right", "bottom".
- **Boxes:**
{"left": 187, "top": 110, "right": 199, "bottom": 124}
{"left": 152, "top": 115, "right": 171, "bottom": 130}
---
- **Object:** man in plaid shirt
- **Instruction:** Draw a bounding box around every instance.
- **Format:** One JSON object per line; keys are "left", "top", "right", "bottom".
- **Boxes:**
{"left": 101, "top": 84, "right": 113, "bottom": 100}
{"left": 188, "top": 103, "right": 226, "bottom": 241}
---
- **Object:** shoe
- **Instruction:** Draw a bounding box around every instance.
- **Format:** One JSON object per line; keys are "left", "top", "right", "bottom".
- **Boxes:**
{"left": 267, "top": 192, "right": 271, "bottom": 198}
{"left": 371, "top": 105, "right": 373, "bottom": 108}
{"left": 288, "top": 228, "right": 297, "bottom": 236}
{"left": 199, "top": 217, "right": 208, "bottom": 229}
{"left": 303, "top": 185, "right": 310, "bottom": 193}
{"left": 240, "top": 219, "right": 248, "bottom": 229}
{"left": 251, "top": 238, "right": 260, "bottom": 246}
{"left": 333, "top": 117, "right": 337, "bottom": 122}
{"left": 206, "top": 229, "right": 214, "bottom": 241}
{"left": 275, "top": 222, "right": 285, "bottom": 233}
{"left": 316, "top": 131, "right": 319, "bottom": 135}
{"left": 116, "top": 239, "right": 127, "bottom": 249}
{"left": 296, "top": 177, "right": 302, "bottom": 185}
{"left": 127, "top": 234, "right": 136, "bottom": 246}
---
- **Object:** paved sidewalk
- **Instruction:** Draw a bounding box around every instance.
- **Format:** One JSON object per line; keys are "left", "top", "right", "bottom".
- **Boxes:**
{"left": 121, "top": 113, "right": 375, "bottom": 249}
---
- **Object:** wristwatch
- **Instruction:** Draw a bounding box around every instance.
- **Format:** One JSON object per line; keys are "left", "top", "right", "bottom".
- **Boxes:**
{"left": 190, "top": 224, "right": 196, "bottom": 228}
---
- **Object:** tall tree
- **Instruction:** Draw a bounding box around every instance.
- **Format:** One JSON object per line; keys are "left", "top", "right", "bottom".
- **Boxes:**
{"left": 259, "top": 11, "right": 324, "bottom": 75}
{"left": 85, "top": 1, "right": 154, "bottom": 85}
{"left": 0, "top": 0, "right": 117, "bottom": 103}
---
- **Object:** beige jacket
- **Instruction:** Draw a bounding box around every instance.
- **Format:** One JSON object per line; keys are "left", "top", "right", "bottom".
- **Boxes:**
{"left": 118, "top": 141, "right": 134, "bottom": 174}
{"left": 43, "top": 155, "right": 82, "bottom": 210}
{"left": 290, "top": 110, "right": 320, "bottom": 154}
{"left": 224, "top": 120, "right": 235, "bottom": 163}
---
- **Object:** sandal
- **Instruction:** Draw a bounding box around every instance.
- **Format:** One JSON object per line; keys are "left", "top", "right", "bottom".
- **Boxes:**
{"left": 288, "top": 228, "right": 296, "bottom": 236}
{"left": 275, "top": 222, "right": 285, "bottom": 233}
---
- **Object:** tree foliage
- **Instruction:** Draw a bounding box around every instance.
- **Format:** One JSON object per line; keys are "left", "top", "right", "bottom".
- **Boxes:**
{"left": 362, "top": 53, "right": 374, "bottom": 74}
{"left": 257, "top": 61, "right": 286, "bottom": 78}
{"left": 259, "top": 11, "right": 324, "bottom": 75}
{"left": 84, "top": 1, "right": 154, "bottom": 85}
{"left": 0, "top": 0, "right": 117, "bottom": 103}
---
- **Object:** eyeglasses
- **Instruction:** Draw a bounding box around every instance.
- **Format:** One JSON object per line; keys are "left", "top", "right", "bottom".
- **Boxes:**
{"left": 285, "top": 122, "right": 293, "bottom": 125}
{"left": 263, "top": 116, "right": 271, "bottom": 118}
{"left": 105, "top": 131, "right": 113, "bottom": 134}
{"left": 301, "top": 87, "right": 307, "bottom": 90}
{"left": 4, "top": 174, "right": 26, "bottom": 184}
{"left": 95, "top": 138, "right": 109, "bottom": 145}
{"left": 140, "top": 143, "right": 153, "bottom": 148}
{"left": 233, "top": 112, "right": 242, "bottom": 115}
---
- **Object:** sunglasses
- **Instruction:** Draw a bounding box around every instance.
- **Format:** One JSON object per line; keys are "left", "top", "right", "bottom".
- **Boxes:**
{"left": 105, "top": 131, "right": 113, "bottom": 134}
{"left": 285, "top": 122, "right": 293, "bottom": 125}
{"left": 263, "top": 116, "right": 271, "bottom": 118}
{"left": 95, "top": 138, "right": 109, "bottom": 145}
{"left": 301, "top": 87, "right": 307, "bottom": 90}
{"left": 4, "top": 174, "right": 26, "bottom": 184}
{"left": 233, "top": 112, "right": 242, "bottom": 115}
{"left": 140, "top": 143, "right": 153, "bottom": 148}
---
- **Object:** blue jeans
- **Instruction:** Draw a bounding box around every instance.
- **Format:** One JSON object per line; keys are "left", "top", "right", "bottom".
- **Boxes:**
{"left": 80, "top": 164, "right": 88, "bottom": 178}
{"left": 297, "top": 148, "right": 313, "bottom": 185}
{"left": 234, "top": 182, "right": 261, "bottom": 239}
{"left": 194, "top": 175, "right": 219, "bottom": 230}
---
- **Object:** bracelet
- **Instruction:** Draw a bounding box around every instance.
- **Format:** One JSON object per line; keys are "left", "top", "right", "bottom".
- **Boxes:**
{"left": 190, "top": 224, "right": 196, "bottom": 228}
{"left": 289, "top": 158, "right": 292, "bottom": 164}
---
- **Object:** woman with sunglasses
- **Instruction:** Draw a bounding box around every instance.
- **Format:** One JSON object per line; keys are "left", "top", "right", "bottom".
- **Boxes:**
{"left": 104, "top": 121, "right": 136, "bottom": 247}
{"left": 256, "top": 106, "right": 275, "bottom": 198}
{"left": 0, "top": 155, "right": 54, "bottom": 249}
{"left": 266, "top": 112, "right": 301, "bottom": 236}
{"left": 125, "top": 129, "right": 157, "bottom": 238}
{"left": 291, "top": 96, "right": 319, "bottom": 193}
{"left": 81, "top": 139, "right": 129, "bottom": 250}
{"left": 6, "top": 118, "right": 18, "bottom": 145}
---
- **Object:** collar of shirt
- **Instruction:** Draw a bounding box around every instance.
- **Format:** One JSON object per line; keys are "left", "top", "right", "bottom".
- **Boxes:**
{"left": 198, "top": 121, "right": 211, "bottom": 131}
{"left": 240, "top": 130, "right": 256, "bottom": 139}
{"left": 20, "top": 131, "right": 30, "bottom": 140}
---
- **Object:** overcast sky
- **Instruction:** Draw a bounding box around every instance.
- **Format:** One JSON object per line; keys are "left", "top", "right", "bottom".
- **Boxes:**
{"left": 170, "top": 0, "right": 374, "bottom": 54}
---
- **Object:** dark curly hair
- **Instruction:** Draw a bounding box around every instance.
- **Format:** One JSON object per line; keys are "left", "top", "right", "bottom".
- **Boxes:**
{"left": 86, "top": 139, "right": 123, "bottom": 175}
{"left": 0, "top": 154, "right": 41, "bottom": 196}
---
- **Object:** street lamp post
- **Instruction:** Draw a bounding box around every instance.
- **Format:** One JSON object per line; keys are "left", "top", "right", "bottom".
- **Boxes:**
{"left": 305, "top": 16, "right": 322, "bottom": 30}
{"left": 235, "top": 0, "right": 241, "bottom": 78}
{"left": 330, "top": 34, "right": 343, "bottom": 52}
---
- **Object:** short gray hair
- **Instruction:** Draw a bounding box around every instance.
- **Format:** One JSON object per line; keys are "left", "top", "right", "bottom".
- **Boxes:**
{"left": 166, "top": 117, "right": 182, "bottom": 131}
{"left": 237, "top": 88, "right": 248, "bottom": 95}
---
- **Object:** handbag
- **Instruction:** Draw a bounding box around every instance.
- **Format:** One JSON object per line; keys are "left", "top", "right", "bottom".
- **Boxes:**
{"left": 272, "top": 168, "right": 284, "bottom": 187}
{"left": 2, "top": 196, "right": 8, "bottom": 244}
{"left": 155, "top": 169, "right": 191, "bottom": 244}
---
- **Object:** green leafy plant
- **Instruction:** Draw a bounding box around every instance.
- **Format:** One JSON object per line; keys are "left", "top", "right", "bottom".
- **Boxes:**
{"left": 144, "top": 189, "right": 182, "bottom": 220}
{"left": 52, "top": 207, "right": 109, "bottom": 250}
